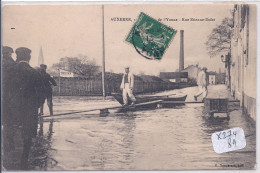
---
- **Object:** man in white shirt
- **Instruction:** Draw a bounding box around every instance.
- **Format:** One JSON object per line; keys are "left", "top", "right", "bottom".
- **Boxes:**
{"left": 120, "top": 67, "right": 136, "bottom": 106}
{"left": 194, "top": 67, "right": 208, "bottom": 101}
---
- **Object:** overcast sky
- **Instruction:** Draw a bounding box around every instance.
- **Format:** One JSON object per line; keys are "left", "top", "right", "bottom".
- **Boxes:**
{"left": 3, "top": 4, "right": 233, "bottom": 75}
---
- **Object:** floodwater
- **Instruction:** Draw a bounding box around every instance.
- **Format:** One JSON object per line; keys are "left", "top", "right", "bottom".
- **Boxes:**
{"left": 3, "top": 86, "right": 256, "bottom": 170}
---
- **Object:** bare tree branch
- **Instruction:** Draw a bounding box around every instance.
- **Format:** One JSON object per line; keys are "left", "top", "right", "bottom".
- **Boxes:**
{"left": 205, "top": 17, "right": 233, "bottom": 57}
{"left": 49, "top": 56, "right": 100, "bottom": 79}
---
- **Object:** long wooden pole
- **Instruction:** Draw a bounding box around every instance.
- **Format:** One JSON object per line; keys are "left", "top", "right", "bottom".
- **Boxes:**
{"left": 102, "top": 5, "right": 106, "bottom": 97}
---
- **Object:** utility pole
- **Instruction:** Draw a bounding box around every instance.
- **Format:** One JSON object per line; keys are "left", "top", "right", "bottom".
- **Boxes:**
{"left": 102, "top": 5, "right": 106, "bottom": 97}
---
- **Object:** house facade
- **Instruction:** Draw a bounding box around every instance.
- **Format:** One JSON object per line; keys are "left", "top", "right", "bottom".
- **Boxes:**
{"left": 159, "top": 72, "right": 188, "bottom": 83}
{"left": 208, "top": 74, "right": 216, "bottom": 85}
{"left": 182, "top": 65, "right": 225, "bottom": 85}
{"left": 230, "top": 4, "right": 257, "bottom": 121}
{"left": 181, "top": 65, "right": 200, "bottom": 80}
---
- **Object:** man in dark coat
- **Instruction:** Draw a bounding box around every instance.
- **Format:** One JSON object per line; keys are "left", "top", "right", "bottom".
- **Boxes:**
{"left": 8, "top": 47, "right": 45, "bottom": 125}
{"left": 7, "top": 47, "right": 45, "bottom": 169}
{"left": 2, "top": 46, "right": 16, "bottom": 124}
{"left": 38, "top": 64, "right": 57, "bottom": 116}
{"left": 2, "top": 46, "right": 16, "bottom": 154}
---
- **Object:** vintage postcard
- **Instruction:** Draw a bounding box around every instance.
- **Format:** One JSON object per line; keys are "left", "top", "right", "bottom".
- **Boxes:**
{"left": 1, "top": 2, "right": 257, "bottom": 171}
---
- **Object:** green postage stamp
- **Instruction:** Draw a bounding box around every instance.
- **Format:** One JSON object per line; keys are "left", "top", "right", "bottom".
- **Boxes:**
{"left": 126, "top": 12, "right": 177, "bottom": 60}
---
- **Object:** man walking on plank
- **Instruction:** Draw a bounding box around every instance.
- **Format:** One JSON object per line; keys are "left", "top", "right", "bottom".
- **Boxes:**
{"left": 194, "top": 67, "right": 208, "bottom": 101}
{"left": 120, "top": 67, "right": 136, "bottom": 106}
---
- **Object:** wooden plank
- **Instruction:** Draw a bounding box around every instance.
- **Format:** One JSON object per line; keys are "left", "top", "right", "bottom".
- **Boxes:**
{"left": 162, "top": 101, "right": 203, "bottom": 104}
{"left": 42, "top": 100, "right": 163, "bottom": 118}
{"left": 162, "top": 100, "right": 239, "bottom": 104}
{"left": 126, "top": 100, "right": 163, "bottom": 107}
{"left": 42, "top": 106, "right": 122, "bottom": 118}
{"left": 41, "top": 99, "right": 239, "bottom": 118}
{"left": 228, "top": 100, "right": 240, "bottom": 103}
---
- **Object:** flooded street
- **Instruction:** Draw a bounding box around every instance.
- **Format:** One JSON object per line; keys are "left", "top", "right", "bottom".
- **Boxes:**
{"left": 6, "top": 86, "right": 256, "bottom": 170}
{"left": 2, "top": 2, "right": 257, "bottom": 172}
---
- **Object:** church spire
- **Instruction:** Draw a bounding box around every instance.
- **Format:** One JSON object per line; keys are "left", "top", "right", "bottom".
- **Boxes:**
{"left": 38, "top": 46, "right": 44, "bottom": 66}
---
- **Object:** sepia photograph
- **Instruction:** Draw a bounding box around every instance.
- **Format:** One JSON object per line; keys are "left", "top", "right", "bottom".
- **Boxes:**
{"left": 1, "top": 2, "right": 257, "bottom": 171}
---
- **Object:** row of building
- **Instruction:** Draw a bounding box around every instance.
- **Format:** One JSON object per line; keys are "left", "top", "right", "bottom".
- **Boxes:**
{"left": 228, "top": 4, "right": 257, "bottom": 121}
{"left": 160, "top": 4, "right": 257, "bottom": 122}
{"left": 55, "top": 64, "right": 225, "bottom": 86}
{"left": 159, "top": 65, "right": 226, "bottom": 85}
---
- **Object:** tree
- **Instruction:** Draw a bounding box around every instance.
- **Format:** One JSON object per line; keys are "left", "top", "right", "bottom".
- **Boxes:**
{"left": 48, "top": 55, "right": 100, "bottom": 79}
{"left": 205, "top": 17, "right": 233, "bottom": 57}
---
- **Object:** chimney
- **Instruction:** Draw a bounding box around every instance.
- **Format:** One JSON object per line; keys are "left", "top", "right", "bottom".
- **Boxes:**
{"left": 179, "top": 30, "right": 184, "bottom": 72}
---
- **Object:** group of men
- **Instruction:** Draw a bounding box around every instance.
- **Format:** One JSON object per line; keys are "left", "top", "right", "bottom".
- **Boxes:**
{"left": 2, "top": 46, "right": 56, "bottom": 170}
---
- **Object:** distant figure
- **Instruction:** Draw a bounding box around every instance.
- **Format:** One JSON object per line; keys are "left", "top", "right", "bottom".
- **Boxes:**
{"left": 120, "top": 67, "right": 136, "bottom": 106}
{"left": 7, "top": 47, "right": 45, "bottom": 170}
{"left": 194, "top": 67, "right": 208, "bottom": 101}
{"left": 38, "top": 64, "right": 57, "bottom": 116}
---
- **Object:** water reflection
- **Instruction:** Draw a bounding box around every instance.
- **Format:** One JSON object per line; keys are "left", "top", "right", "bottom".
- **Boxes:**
{"left": 87, "top": 112, "right": 137, "bottom": 170}
{"left": 2, "top": 125, "right": 24, "bottom": 170}
{"left": 114, "top": 113, "right": 136, "bottom": 168}
{"left": 29, "top": 118, "right": 57, "bottom": 170}
{"left": 2, "top": 120, "right": 37, "bottom": 170}
{"left": 2, "top": 117, "right": 58, "bottom": 170}
{"left": 201, "top": 115, "right": 230, "bottom": 135}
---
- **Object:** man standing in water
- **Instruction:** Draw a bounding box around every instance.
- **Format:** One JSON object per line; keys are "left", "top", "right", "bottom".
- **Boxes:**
{"left": 194, "top": 67, "right": 208, "bottom": 101}
{"left": 120, "top": 67, "right": 136, "bottom": 106}
{"left": 39, "top": 64, "right": 57, "bottom": 116}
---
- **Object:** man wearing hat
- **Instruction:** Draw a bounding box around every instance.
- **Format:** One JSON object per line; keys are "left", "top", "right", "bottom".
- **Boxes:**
{"left": 2, "top": 46, "right": 15, "bottom": 68}
{"left": 10, "top": 47, "right": 45, "bottom": 129}
{"left": 2, "top": 46, "right": 16, "bottom": 118}
{"left": 120, "top": 66, "right": 136, "bottom": 106}
{"left": 38, "top": 64, "right": 57, "bottom": 116}
{"left": 2, "top": 46, "right": 16, "bottom": 96}
{"left": 194, "top": 67, "right": 208, "bottom": 101}
{"left": 2, "top": 46, "right": 16, "bottom": 154}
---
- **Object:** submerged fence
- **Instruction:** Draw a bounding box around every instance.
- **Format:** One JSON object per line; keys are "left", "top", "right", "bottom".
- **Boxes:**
{"left": 52, "top": 77, "right": 191, "bottom": 96}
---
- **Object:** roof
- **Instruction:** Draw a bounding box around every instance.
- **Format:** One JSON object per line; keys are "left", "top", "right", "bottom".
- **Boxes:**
{"left": 182, "top": 65, "right": 200, "bottom": 71}
{"left": 140, "top": 75, "right": 164, "bottom": 82}
{"left": 160, "top": 72, "right": 188, "bottom": 79}
{"left": 207, "top": 71, "right": 217, "bottom": 75}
